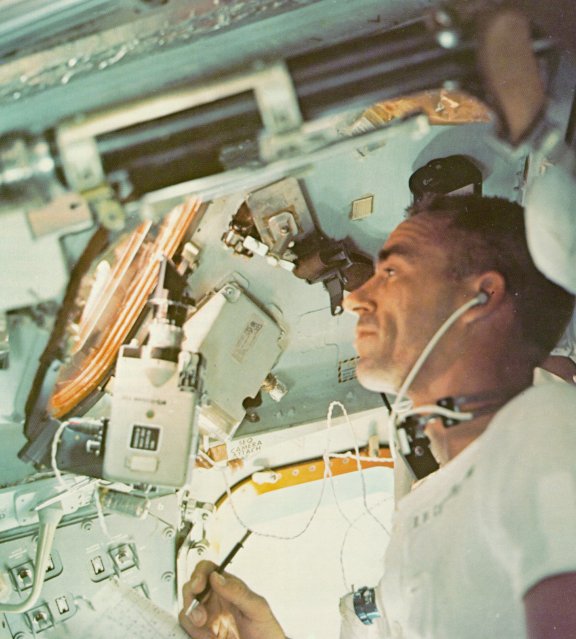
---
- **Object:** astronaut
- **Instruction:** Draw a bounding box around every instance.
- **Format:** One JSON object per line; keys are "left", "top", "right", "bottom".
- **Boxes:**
{"left": 179, "top": 194, "right": 576, "bottom": 639}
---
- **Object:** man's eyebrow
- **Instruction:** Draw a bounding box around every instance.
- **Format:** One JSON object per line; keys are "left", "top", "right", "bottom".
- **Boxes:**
{"left": 377, "top": 244, "right": 416, "bottom": 263}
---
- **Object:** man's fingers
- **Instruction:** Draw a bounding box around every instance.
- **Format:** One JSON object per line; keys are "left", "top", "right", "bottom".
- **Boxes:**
{"left": 184, "top": 602, "right": 209, "bottom": 626}
{"left": 181, "top": 560, "right": 218, "bottom": 635}
{"left": 183, "top": 560, "right": 218, "bottom": 599}
{"left": 209, "top": 571, "right": 271, "bottom": 621}
{"left": 178, "top": 606, "right": 212, "bottom": 639}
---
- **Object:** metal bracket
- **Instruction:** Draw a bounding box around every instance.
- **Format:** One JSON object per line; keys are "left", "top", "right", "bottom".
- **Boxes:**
{"left": 55, "top": 130, "right": 125, "bottom": 230}
{"left": 254, "top": 62, "right": 303, "bottom": 135}
{"left": 56, "top": 134, "right": 105, "bottom": 193}
{"left": 54, "top": 61, "right": 308, "bottom": 200}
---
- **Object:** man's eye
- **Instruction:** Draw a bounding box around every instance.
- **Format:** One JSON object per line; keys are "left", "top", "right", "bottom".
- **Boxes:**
{"left": 383, "top": 268, "right": 395, "bottom": 277}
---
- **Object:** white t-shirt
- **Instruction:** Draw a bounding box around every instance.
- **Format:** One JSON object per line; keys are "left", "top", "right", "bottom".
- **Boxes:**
{"left": 339, "top": 382, "right": 576, "bottom": 639}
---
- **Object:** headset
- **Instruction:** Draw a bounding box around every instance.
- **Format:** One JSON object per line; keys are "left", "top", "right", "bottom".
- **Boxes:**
{"left": 388, "top": 289, "right": 509, "bottom": 480}
{"left": 392, "top": 290, "right": 489, "bottom": 408}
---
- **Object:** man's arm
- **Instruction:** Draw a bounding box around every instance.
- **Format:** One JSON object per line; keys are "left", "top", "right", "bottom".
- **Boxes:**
{"left": 524, "top": 572, "right": 576, "bottom": 638}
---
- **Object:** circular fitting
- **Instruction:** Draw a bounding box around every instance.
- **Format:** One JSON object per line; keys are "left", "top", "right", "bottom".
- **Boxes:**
{"left": 436, "top": 29, "right": 460, "bottom": 49}
{"left": 221, "top": 283, "right": 241, "bottom": 302}
{"left": 162, "top": 526, "right": 175, "bottom": 539}
{"left": 81, "top": 520, "right": 93, "bottom": 531}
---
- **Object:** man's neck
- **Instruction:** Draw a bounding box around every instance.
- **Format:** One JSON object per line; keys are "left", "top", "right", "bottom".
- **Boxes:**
{"left": 409, "top": 378, "right": 532, "bottom": 464}
{"left": 425, "top": 412, "right": 495, "bottom": 465}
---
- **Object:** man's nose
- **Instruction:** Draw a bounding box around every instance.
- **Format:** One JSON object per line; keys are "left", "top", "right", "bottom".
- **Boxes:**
{"left": 343, "top": 279, "right": 376, "bottom": 314}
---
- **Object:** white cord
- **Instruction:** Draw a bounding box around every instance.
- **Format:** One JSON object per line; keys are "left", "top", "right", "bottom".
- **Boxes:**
{"left": 390, "top": 297, "right": 484, "bottom": 449}
{"left": 323, "top": 450, "right": 354, "bottom": 526}
{"left": 400, "top": 405, "right": 473, "bottom": 423}
{"left": 219, "top": 401, "right": 390, "bottom": 541}
{"left": 0, "top": 506, "right": 63, "bottom": 614}
{"left": 51, "top": 420, "right": 71, "bottom": 489}
{"left": 327, "top": 402, "right": 389, "bottom": 535}
{"left": 338, "top": 495, "right": 394, "bottom": 591}
{"left": 94, "top": 485, "right": 113, "bottom": 540}
{"left": 217, "top": 402, "right": 352, "bottom": 539}
{"left": 323, "top": 402, "right": 359, "bottom": 527}
{"left": 50, "top": 419, "right": 115, "bottom": 540}
{"left": 221, "top": 457, "right": 330, "bottom": 541}
{"left": 51, "top": 418, "right": 103, "bottom": 490}
{"left": 328, "top": 402, "right": 394, "bottom": 591}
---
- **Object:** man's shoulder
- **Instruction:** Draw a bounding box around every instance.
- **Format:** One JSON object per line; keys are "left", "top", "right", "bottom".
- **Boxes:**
{"left": 486, "top": 381, "right": 576, "bottom": 451}
{"left": 510, "top": 379, "right": 576, "bottom": 411}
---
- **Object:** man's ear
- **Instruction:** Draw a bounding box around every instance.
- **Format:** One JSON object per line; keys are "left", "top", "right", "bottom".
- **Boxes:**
{"left": 463, "top": 271, "right": 508, "bottom": 323}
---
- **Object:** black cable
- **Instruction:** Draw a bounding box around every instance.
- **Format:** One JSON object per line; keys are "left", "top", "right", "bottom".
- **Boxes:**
{"left": 380, "top": 392, "right": 392, "bottom": 414}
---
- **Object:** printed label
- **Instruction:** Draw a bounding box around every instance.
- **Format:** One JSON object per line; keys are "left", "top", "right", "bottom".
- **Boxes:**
{"left": 227, "top": 436, "right": 264, "bottom": 460}
{"left": 130, "top": 425, "right": 160, "bottom": 451}
{"left": 231, "top": 315, "right": 264, "bottom": 363}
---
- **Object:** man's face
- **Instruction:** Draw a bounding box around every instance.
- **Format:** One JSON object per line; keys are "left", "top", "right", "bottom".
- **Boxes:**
{"left": 343, "top": 213, "right": 462, "bottom": 394}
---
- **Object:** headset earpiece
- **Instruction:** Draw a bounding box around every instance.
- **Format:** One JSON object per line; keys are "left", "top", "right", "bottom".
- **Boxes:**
{"left": 475, "top": 290, "right": 489, "bottom": 305}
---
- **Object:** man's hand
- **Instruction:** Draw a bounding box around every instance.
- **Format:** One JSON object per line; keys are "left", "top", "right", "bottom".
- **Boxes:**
{"left": 179, "top": 560, "right": 287, "bottom": 639}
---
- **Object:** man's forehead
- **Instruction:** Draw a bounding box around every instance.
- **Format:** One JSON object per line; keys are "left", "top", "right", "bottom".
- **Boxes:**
{"left": 379, "top": 213, "right": 449, "bottom": 260}
{"left": 377, "top": 242, "right": 417, "bottom": 262}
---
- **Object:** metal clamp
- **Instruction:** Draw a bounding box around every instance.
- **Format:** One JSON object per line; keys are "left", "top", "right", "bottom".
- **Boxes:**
{"left": 353, "top": 586, "right": 381, "bottom": 625}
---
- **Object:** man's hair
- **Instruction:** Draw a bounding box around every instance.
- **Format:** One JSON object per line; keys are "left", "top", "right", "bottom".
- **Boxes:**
{"left": 407, "top": 194, "right": 575, "bottom": 365}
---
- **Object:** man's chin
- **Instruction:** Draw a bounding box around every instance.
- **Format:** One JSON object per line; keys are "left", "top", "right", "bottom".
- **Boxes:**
{"left": 355, "top": 361, "right": 399, "bottom": 394}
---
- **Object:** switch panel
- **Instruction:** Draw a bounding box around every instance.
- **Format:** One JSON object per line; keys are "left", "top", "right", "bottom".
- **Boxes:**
{"left": 0, "top": 472, "right": 181, "bottom": 635}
